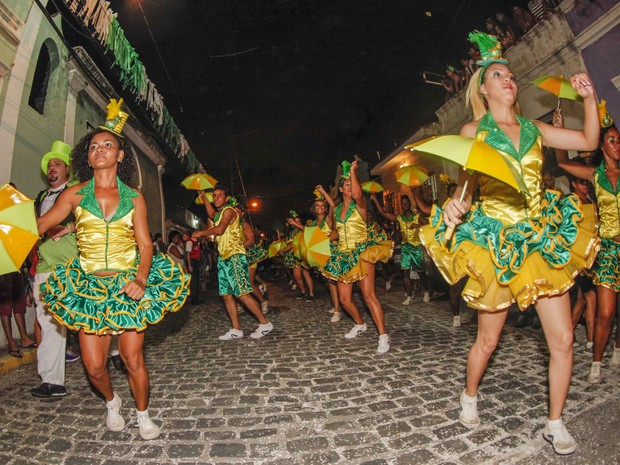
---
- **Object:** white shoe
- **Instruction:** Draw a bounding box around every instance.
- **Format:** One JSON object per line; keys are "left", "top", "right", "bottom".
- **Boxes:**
{"left": 327, "top": 307, "right": 336, "bottom": 314}
{"left": 259, "top": 284, "right": 267, "bottom": 294}
{"left": 459, "top": 390, "right": 480, "bottom": 428}
{"left": 106, "top": 394, "right": 125, "bottom": 432}
{"left": 137, "top": 411, "right": 161, "bottom": 440}
{"left": 330, "top": 312, "right": 342, "bottom": 323}
{"left": 401, "top": 296, "right": 412, "bottom": 306}
{"left": 587, "top": 361, "right": 602, "bottom": 384}
{"left": 453, "top": 315, "right": 461, "bottom": 327}
{"left": 422, "top": 292, "right": 430, "bottom": 303}
{"left": 344, "top": 323, "right": 367, "bottom": 339}
{"left": 237, "top": 304, "right": 244, "bottom": 314}
{"left": 291, "top": 284, "right": 297, "bottom": 290}
{"left": 250, "top": 322, "right": 274, "bottom": 339}
{"left": 585, "top": 341, "right": 593, "bottom": 350}
{"left": 261, "top": 301, "right": 269, "bottom": 314}
{"left": 543, "top": 419, "right": 577, "bottom": 455}
{"left": 377, "top": 334, "right": 390, "bottom": 353}
{"left": 610, "top": 346, "right": 620, "bottom": 368}
{"left": 385, "top": 281, "right": 391, "bottom": 291}
{"left": 409, "top": 270, "right": 419, "bottom": 279}
{"left": 218, "top": 328, "right": 244, "bottom": 340}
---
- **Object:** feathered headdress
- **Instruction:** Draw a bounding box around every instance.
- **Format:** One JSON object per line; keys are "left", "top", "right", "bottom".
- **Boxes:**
{"left": 598, "top": 100, "right": 614, "bottom": 128}
{"left": 289, "top": 209, "right": 298, "bottom": 218}
{"left": 313, "top": 189, "right": 325, "bottom": 200}
{"left": 99, "top": 98, "right": 129, "bottom": 138}
{"left": 468, "top": 30, "right": 508, "bottom": 66}
{"left": 341, "top": 161, "right": 351, "bottom": 179}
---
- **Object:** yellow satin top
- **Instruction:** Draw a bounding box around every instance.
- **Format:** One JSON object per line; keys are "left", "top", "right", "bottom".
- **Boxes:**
{"left": 335, "top": 203, "right": 367, "bottom": 251}
{"left": 397, "top": 213, "right": 422, "bottom": 245}
{"left": 76, "top": 207, "right": 137, "bottom": 273}
{"left": 477, "top": 131, "right": 542, "bottom": 224}
{"left": 215, "top": 206, "right": 245, "bottom": 259}
{"left": 594, "top": 169, "right": 620, "bottom": 239}
{"left": 312, "top": 218, "right": 332, "bottom": 236}
{"left": 580, "top": 203, "right": 597, "bottom": 235}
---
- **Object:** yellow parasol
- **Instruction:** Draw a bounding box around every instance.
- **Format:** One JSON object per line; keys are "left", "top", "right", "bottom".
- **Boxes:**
{"left": 361, "top": 181, "right": 384, "bottom": 193}
{"left": 532, "top": 75, "right": 581, "bottom": 111}
{"left": 414, "top": 135, "right": 529, "bottom": 239}
{"left": 404, "top": 136, "right": 437, "bottom": 151}
{"left": 181, "top": 173, "right": 218, "bottom": 191}
{"left": 194, "top": 191, "right": 213, "bottom": 205}
{"left": 291, "top": 231, "right": 307, "bottom": 260}
{"left": 395, "top": 165, "right": 429, "bottom": 187}
{"left": 268, "top": 239, "right": 286, "bottom": 258}
{"left": 302, "top": 226, "right": 331, "bottom": 267}
{"left": 0, "top": 184, "right": 38, "bottom": 275}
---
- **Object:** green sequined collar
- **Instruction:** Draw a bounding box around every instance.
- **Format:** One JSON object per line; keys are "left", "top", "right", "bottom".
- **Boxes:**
{"left": 595, "top": 162, "right": 620, "bottom": 194}
{"left": 77, "top": 177, "right": 138, "bottom": 222}
{"left": 335, "top": 201, "right": 357, "bottom": 223}
{"left": 477, "top": 112, "right": 540, "bottom": 161}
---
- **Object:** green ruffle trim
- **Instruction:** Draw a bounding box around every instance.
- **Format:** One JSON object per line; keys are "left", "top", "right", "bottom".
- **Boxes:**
{"left": 322, "top": 232, "right": 384, "bottom": 280}
{"left": 284, "top": 251, "right": 305, "bottom": 269}
{"left": 430, "top": 190, "right": 583, "bottom": 285}
{"left": 593, "top": 237, "right": 620, "bottom": 291}
{"left": 246, "top": 244, "right": 268, "bottom": 265}
{"left": 41, "top": 254, "right": 190, "bottom": 335}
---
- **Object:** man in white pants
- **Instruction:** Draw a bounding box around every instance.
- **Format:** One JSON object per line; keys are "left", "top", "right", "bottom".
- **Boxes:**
{"left": 31, "top": 142, "right": 79, "bottom": 398}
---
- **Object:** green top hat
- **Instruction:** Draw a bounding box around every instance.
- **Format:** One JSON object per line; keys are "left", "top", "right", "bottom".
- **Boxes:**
{"left": 41, "top": 141, "right": 71, "bottom": 174}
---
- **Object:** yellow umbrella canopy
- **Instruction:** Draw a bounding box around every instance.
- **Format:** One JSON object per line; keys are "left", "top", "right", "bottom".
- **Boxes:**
{"left": 268, "top": 239, "right": 286, "bottom": 258}
{"left": 532, "top": 75, "right": 581, "bottom": 101}
{"left": 395, "top": 165, "right": 429, "bottom": 187}
{"left": 361, "top": 181, "right": 384, "bottom": 193}
{"left": 302, "top": 226, "right": 331, "bottom": 267}
{"left": 181, "top": 173, "right": 218, "bottom": 191}
{"left": 404, "top": 136, "right": 437, "bottom": 151}
{"left": 414, "top": 135, "right": 529, "bottom": 194}
{"left": 291, "top": 231, "right": 307, "bottom": 260}
{"left": 194, "top": 191, "right": 214, "bottom": 205}
{"left": 0, "top": 184, "right": 38, "bottom": 275}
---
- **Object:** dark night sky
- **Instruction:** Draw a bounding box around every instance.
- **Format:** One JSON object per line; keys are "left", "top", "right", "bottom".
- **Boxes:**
{"left": 108, "top": 0, "right": 526, "bottom": 230}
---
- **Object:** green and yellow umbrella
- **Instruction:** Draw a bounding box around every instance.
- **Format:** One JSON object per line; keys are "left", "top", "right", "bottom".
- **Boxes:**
{"left": 361, "top": 181, "right": 384, "bottom": 193}
{"left": 181, "top": 173, "right": 218, "bottom": 191}
{"left": 292, "top": 231, "right": 307, "bottom": 260}
{"left": 194, "top": 191, "right": 213, "bottom": 205}
{"left": 302, "top": 226, "right": 331, "bottom": 267}
{"left": 0, "top": 184, "right": 38, "bottom": 275}
{"left": 395, "top": 165, "right": 429, "bottom": 187}
{"left": 268, "top": 239, "right": 286, "bottom": 258}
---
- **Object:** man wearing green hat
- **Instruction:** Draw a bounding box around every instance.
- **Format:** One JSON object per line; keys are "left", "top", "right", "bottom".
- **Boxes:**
{"left": 31, "top": 141, "right": 79, "bottom": 398}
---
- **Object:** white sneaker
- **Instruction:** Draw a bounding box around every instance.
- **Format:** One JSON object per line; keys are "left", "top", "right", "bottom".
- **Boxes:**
{"left": 587, "top": 361, "right": 602, "bottom": 384}
{"left": 250, "top": 322, "right": 274, "bottom": 339}
{"left": 409, "top": 270, "right": 419, "bottom": 279}
{"left": 327, "top": 307, "right": 336, "bottom": 314}
{"left": 585, "top": 341, "right": 593, "bottom": 350}
{"left": 237, "top": 304, "right": 244, "bottom": 314}
{"left": 422, "top": 292, "right": 430, "bottom": 303}
{"left": 330, "top": 312, "right": 342, "bottom": 323}
{"left": 459, "top": 390, "right": 480, "bottom": 428}
{"left": 344, "top": 323, "right": 367, "bottom": 339}
{"left": 291, "top": 284, "right": 297, "bottom": 290}
{"left": 136, "top": 411, "right": 161, "bottom": 440}
{"left": 543, "top": 419, "right": 577, "bottom": 455}
{"left": 610, "top": 346, "right": 620, "bottom": 368}
{"left": 385, "top": 281, "right": 391, "bottom": 291}
{"left": 218, "top": 328, "right": 244, "bottom": 340}
{"left": 105, "top": 394, "right": 125, "bottom": 432}
{"left": 261, "top": 301, "right": 269, "bottom": 314}
{"left": 401, "top": 296, "right": 412, "bottom": 306}
{"left": 259, "top": 284, "right": 267, "bottom": 294}
{"left": 453, "top": 315, "right": 461, "bottom": 327}
{"left": 377, "top": 334, "right": 390, "bottom": 353}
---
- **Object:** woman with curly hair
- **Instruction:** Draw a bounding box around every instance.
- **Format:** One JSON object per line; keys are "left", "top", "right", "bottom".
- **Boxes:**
{"left": 37, "top": 100, "right": 189, "bottom": 440}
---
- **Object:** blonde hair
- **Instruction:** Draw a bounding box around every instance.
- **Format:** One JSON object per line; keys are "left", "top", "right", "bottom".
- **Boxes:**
{"left": 465, "top": 66, "right": 521, "bottom": 122}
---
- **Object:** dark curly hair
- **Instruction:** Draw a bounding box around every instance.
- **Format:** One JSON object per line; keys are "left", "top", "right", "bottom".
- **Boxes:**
{"left": 71, "top": 129, "right": 136, "bottom": 185}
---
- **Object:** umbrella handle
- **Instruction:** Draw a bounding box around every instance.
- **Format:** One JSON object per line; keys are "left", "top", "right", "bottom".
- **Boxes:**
{"left": 444, "top": 179, "right": 468, "bottom": 242}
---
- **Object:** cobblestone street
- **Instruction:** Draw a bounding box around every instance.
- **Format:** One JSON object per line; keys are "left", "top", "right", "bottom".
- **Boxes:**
{"left": 1, "top": 280, "right": 619, "bottom": 465}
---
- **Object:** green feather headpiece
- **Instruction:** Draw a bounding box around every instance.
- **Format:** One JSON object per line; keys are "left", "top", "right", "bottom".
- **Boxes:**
{"left": 341, "top": 161, "right": 352, "bottom": 179}
{"left": 227, "top": 196, "right": 239, "bottom": 207}
{"left": 313, "top": 189, "right": 325, "bottom": 200}
{"left": 289, "top": 210, "right": 298, "bottom": 218}
{"left": 468, "top": 30, "right": 508, "bottom": 66}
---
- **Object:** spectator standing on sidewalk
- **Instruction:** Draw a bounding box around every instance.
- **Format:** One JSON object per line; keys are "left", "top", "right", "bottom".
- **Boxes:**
{"left": 183, "top": 231, "right": 203, "bottom": 304}
{"left": 31, "top": 143, "right": 78, "bottom": 398}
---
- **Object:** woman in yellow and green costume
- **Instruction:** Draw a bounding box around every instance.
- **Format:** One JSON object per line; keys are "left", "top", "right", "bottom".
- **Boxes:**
{"left": 421, "top": 32, "right": 600, "bottom": 455}
{"left": 37, "top": 99, "right": 189, "bottom": 440}
{"left": 555, "top": 112, "right": 620, "bottom": 384}
{"left": 283, "top": 211, "right": 315, "bottom": 300}
{"left": 321, "top": 159, "right": 393, "bottom": 353}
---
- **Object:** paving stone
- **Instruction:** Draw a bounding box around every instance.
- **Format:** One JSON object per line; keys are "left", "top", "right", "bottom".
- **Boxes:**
{"left": 169, "top": 443, "right": 206, "bottom": 458}
{"left": 209, "top": 442, "right": 246, "bottom": 458}
{"left": 286, "top": 436, "right": 329, "bottom": 453}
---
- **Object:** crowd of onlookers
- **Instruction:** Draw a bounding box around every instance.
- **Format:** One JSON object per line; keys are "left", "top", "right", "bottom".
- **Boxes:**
{"left": 442, "top": 1, "right": 561, "bottom": 98}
